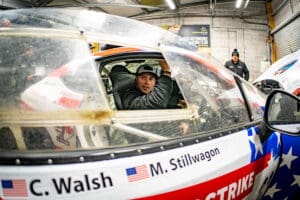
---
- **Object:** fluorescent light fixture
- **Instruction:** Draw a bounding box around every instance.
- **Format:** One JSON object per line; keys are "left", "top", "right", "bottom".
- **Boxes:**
{"left": 244, "top": 0, "right": 250, "bottom": 8}
{"left": 236, "top": 0, "right": 243, "bottom": 8}
{"left": 165, "top": 0, "right": 176, "bottom": 10}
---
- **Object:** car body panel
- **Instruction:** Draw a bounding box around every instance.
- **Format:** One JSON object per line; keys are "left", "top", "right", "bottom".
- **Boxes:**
{"left": 254, "top": 49, "right": 300, "bottom": 96}
{"left": 263, "top": 134, "right": 300, "bottom": 199}
{"left": 0, "top": 127, "right": 280, "bottom": 200}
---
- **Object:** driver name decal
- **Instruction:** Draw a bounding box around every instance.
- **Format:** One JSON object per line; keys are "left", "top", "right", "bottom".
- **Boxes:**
{"left": 32, "top": 172, "right": 112, "bottom": 196}
{"left": 150, "top": 147, "right": 221, "bottom": 176}
{"left": 135, "top": 153, "right": 271, "bottom": 200}
{"left": 125, "top": 147, "right": 221, "bottom": 182}
{"left": 0, "top": 172, "right": 113, "bottom": 198}
{"left": 133, "top": 127, "right": 278, "bottom": 200}
{"left": 51, "top": 173, "right": 113, "bottom": 194}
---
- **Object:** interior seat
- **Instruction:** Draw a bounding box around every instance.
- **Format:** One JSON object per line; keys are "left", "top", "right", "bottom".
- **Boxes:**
{"left": 109, "top": 65, "right": 135, "bottom": 110}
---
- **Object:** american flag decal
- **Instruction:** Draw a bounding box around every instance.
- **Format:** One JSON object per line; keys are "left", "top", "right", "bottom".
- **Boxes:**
{"left": 1, "top": 179, "right": 28, "bottom": 197}
{"left": 126, "top": 165, "right": 149, "bottom": 182}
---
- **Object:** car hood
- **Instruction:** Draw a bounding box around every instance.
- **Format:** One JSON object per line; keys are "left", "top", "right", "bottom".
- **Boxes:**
{"left": 253, "top": 49, "right": 300, "bottom": 93}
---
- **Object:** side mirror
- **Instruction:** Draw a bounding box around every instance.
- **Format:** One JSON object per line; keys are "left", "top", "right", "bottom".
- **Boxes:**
{"left": 264, "top": 90, "right": 300, "bottom": 134}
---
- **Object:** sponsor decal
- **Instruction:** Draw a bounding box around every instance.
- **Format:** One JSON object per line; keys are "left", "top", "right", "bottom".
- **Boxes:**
{"left": 1, "top": 179, "right": 28, "bottom": 198}
{"left": 274, "top": 59, "right": 297, "bottom": 75}
{"left": 126, "top": 165, "right": 149, "bottom": 182}
{"left": 55, "top": 126, "right": 76, "bottom": 146}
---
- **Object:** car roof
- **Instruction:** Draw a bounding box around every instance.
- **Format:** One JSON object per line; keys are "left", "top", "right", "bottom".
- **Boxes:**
{"left": 0, "top": 8, "right": 197, "bottom": 52}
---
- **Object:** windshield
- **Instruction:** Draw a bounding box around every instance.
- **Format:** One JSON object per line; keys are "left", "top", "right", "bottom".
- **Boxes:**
{"left": 162, "top": 46, "right": 250, "bottom": 128}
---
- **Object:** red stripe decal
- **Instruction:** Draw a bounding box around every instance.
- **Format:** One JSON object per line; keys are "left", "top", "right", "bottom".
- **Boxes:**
{"left": 136, "top": 153, "right": 271, "bottom": 200}
{"left": 48, "top": 65, "right": 69, "bottom": 77}
{"left": 57, "top": 97, "right": 81, "bottom": 108}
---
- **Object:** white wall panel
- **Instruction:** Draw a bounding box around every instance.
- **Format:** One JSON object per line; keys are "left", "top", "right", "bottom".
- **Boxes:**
{"left": 292, "top": 0, "right": 300, "bottom": 11}
{"left": 274, "top": 1, "right": 293, "bottom": 26}
{"left": 141, "top": 2, "right": 269, "bottom": 81}
{"left": 211, "top": 28, "right": 228, "bottom": 65}
{"left": 271, "top": 0, "right": 300, "bottom": 59}
{"left": 274, "top": 16, "right": 300, "bottom": 58}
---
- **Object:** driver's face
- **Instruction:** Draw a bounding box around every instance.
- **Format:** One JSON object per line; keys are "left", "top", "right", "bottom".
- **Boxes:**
{"left": 136, "top": 73, "right": 156, "bottom": 94}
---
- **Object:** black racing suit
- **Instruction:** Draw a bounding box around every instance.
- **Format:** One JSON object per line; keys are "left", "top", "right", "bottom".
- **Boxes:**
{"left": 122, "top": 75, "right": 173, "bottom": 109}
{"left": 224, "top": 60, "right": 249, "bottom": 81}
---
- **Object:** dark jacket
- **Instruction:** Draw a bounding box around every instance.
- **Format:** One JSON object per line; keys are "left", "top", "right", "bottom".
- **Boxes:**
{"left": 224, "top": 60, "right": 249, "bottom": 81}
{"left": 122, "top": 75, "right": 173, "bottom": 109}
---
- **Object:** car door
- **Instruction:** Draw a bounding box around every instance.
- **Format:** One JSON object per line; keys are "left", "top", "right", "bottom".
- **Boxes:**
{"left": 239, "top": 73, "right": 300, "bottom": 199}
{"left": 258, "top": 90, "right": 300, "bottom": 200}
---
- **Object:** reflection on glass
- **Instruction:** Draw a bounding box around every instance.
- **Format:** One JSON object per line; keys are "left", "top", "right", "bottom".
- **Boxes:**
{"left": 267, "top": 92, "right": 300, "bottom": 133}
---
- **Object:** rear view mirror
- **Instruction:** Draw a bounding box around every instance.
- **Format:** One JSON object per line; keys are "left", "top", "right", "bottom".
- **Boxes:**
{"left": 264, "top": 90, "right": 300, "bottom": 134}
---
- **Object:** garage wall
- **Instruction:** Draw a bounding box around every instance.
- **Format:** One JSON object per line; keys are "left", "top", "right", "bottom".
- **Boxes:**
{"left": 272, "top": 0, "right": 300, "bottom": 58}
{"left": 141, "top": 2, "right": 269, "bottom": 81}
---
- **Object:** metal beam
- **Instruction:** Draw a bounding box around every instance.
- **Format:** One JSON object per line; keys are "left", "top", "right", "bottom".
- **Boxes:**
{"left": 266, "top": 1, "right": 277, "bottom": 63}
{"left": 0, "top": 0, "right": 32, "bottom": 8}
{"left": 174, "top": 0, "right": 180, "bottom": 9}
{"left": 36, "top": 0, "right": 55, "bottom": 7}
{"left": 132, "top": 0, "right": 149, "bottom": 14}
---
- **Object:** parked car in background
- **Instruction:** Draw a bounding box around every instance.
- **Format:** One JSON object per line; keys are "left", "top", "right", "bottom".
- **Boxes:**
{"left": 253, "top": 49, "right": 300, "bottom": 96}
{"left": 0, "top": 8, "right": 299, "bottom": 200}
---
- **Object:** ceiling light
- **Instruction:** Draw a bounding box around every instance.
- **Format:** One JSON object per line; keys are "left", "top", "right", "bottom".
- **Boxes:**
{"left": 244, "top": 0, "right": 250, "bottom": 8}
{"left": 165, "top": 0, "right": 176, "bottom": 10}
{"left": 236, "top": 0, "right": 243, "bottom": 8}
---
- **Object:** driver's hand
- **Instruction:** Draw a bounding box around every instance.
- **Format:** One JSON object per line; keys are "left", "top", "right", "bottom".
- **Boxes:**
{"left": 159, "top": 60, "right": 172, "bottom": 77}
{"left": 27, "top": 75, "right": 40, "bottom": 81}
{"left": 177, "top": 99, "right": 187, "bottom": 108}
{"left": 179, "top": 122, "right": 189, "bottom": 135}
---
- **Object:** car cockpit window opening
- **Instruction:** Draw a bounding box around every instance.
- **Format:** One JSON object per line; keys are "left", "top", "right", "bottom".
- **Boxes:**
{"left": 100, "top": 57, "right": 185, "bottom": 111}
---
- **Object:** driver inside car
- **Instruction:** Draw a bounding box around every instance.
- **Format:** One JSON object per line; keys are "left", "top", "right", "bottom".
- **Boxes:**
{"left": 122, "top": 60, "right": 186, "bottom": 109}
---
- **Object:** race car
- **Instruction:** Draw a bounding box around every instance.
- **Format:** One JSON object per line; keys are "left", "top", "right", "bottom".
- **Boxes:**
{"left": 0, "top": 8, "right": 299, "bottom": 200}
{"left": 253, "top": 49, "right": 300, "bottom": 96}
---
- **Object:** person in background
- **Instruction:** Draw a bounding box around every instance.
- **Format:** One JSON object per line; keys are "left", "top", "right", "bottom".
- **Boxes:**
{"left": 89, "top": 43, "right": 95, "bottom": 53}
{"left": 0, "top": 17, "right": 11, "bottom": 27}
{"left": 101, "top": 44, "right": 121, "bottom": 51}
{"left": 224, "top": 48, "right": 249, "bottom": 81}
{"left": 13, "top": 45, "right": 37, "bottom": 93}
